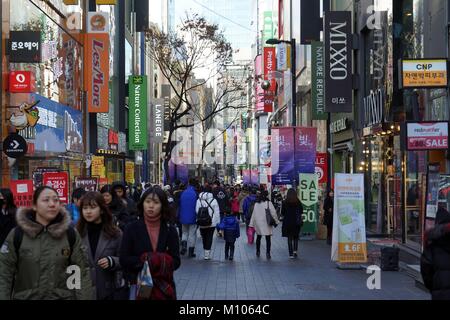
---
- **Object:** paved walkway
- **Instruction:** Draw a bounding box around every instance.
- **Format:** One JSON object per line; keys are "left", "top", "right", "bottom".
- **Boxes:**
{"left": 174, "top": 222, "right": 430, "bottom": 300}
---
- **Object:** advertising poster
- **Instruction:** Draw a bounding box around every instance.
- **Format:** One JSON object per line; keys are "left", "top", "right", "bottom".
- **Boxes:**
{"left": 315, "top": 153, "right": 328, "bottom": 185}
{"left": 125, "top": 161, "right": 135, "bottom": 185}
{"left": 129, "top": 76, "right": 148, "bottom": 149}
{"left": 271, "top": 128, "right": 295, "bottom": 185}
{"left": 331, "top": 174, "right": 367, "bottom": 263}
{"left": 294, "top": 127, "right": 317, "bottom": 176}
{"left": 10, "top": 180, "right": 34, "bottom": 208}
{"left": 299, "top": 174, "right": 319, "bottom": 234}
{"left": 74, "top": 177, "right": 99, "bottom": 192}
{"left": 43, "top": 172, "right": 69, "bottom": 204}
{"left": 91, "top": 156, "right": 106, "bottom": 178}
{"left": 407, "top": 122, "right": 449, "bottom": 150}
{"left": 32, "top": 167, "right": 59, "bottom": 188}
{"left": 402, "top": 59, "right": 447, "bottom": 88}
{"left": 425, "top": 164, "right": 441, "bottom": 220}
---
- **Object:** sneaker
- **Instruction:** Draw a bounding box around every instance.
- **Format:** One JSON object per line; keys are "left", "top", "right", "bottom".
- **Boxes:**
{"left": 293, "top": 252, "right": 298, "bottom": 258}
{"left": 204, "top": 250, "right": 211, "bottom": 260}
{"left": 289, "top": 255, "right": 295, "bottom": 259}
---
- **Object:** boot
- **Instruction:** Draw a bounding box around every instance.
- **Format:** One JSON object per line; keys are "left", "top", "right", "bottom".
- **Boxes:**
{"left": 204, "top": 250, "right": 211, "bottom": 260}
{"left": 266, "top": 252, "right": 271, "bottom": 260}
{"left": 180, "top": 241, "right": 187, "bottom": 255}
{"left": 188, "top": 247, "right": 196, "bottom": 258}
{"left": 229, "top": 247, "right": 234, "bottom": 261}
{"left": 225, "top": 248, "right": 229, "bottom": 260}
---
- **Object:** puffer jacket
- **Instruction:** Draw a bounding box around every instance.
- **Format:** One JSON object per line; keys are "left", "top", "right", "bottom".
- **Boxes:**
{"left": 195, "top": 192, "right": 220, "bottom": 229}
{"left": 178, "top": 186, "right": 198, "bottom": 225}
{"left": 421, "top": 208, "right": 450, "bottom": 300}
{"left": 0, "top": 208, "right": 93, "bottom": 300}
{"left": 217, "top": 215, "right": 240, "bottom": 243}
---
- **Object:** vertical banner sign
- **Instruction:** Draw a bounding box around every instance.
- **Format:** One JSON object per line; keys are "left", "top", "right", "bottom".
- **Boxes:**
{"left": 129, "top": 75, "right": 148, "bottom": 150}
{"left": 263, "top": 47, "right": 276, "bottom": 113}
{"left": 325, "top": 11, "right": 353, "bottom": 113}
{"left": 164, "top": 97, "right": 171, "bottom": 133}
{"left": 262, "top": 11, "right": 274, "bottom": 49}
{"left": 294, "top": 127, "right": 317, "bottom": 176}
{"left": 74, "top": 177, "right": 99, "bottom": 192}
{"left": 153, "top": 99, "right": 164, "bottom": 143}
{"left": 91, "top": 156, "right": 106, "bottom": 178}
{"left": 85, "top": 33, "right": 109, "bottom": 113}
{"left": 255, "top": 55, "right": 265, "bottom": 112}
{"left": 125, "top": 161, "right": 135, "bottom": 184}
{"left": 43, "top": 172, "right": 69, "bottom": 205}
{"left": 315, "top": 153, "right": 328, "bottom": 184}
{"left": 299, "top": 174, "right": 319, "bottom": 234}
{"left": 331, "top": 174, "right": 368, "bottom": 263}
{"left": 271, "top": 128, "right": 295, "bottom": 185}
{"left": 311, "top": 41, "right": 327, "bottom": 120}
{"left": 10, "top": 180, "right": 34, "bottom": 208}
{"left": 250, "top": 168, "right": 259, "bottom": 185}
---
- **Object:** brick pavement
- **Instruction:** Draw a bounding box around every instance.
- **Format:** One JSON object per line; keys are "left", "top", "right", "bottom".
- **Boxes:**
{"left": 174, "top": 222, "right": 430, "bottom": 300}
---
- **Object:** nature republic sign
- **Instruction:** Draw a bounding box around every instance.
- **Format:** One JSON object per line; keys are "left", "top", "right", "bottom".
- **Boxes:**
{"left": 129, "top": 75, "right": 148, "bottom": 150}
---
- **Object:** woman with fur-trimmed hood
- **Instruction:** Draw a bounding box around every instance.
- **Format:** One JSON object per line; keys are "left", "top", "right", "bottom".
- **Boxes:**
{"left": 0, "top": 186, "right": 93, "bottom": 300}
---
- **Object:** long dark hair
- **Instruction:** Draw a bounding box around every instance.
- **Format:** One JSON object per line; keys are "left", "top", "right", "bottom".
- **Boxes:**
{"left": 286, "top": 188, "right": 301, "bottom": 206}
{"left": 0, "top": 188, "right": 17, "bottom": 212}
{"left": 256, "top": 190, "right": 269, "bottom": 203}
{"left": 100, "top": 184, "right": 125, "bottom": 210}
{"left": 76, "top": 192, "right": 120, "bottom": 239}
{"left": 138, "top": 187, "right": 175, "bottom": 223}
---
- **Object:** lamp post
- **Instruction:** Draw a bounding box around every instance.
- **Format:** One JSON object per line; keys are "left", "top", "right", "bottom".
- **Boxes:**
{"left": 266, "top": 38, "right": 296, "bottom": 127}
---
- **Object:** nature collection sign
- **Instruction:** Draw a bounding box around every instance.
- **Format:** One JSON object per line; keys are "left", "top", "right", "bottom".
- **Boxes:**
{"left": 299, "top": 174, "right": 319, "bottom": 234}
{"left": 129, "top": 75, "right": 148, "bottom": 150}
{"left": 331, "top": 174, "right": 367, "bottom": 264}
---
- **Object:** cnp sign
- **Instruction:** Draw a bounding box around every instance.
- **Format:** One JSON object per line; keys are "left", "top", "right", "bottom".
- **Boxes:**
{"left": 401, "top": 59, "right": 448, "bottom": 88}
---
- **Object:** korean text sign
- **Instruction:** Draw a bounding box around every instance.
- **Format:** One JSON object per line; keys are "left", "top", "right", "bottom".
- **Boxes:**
{"left": 43, "top": 172, "right": 69, "bottom": 205}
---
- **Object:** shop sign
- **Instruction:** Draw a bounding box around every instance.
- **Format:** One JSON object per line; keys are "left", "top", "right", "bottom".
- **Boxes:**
{"left": 75, "top": 177, "right": 99, "bottom": 192}
{"left": 330, "top": 118, "right": 348, "bottom": 134}
{"left": 129, "top": 76, "right": 148, "bottom": 150}
{"left": 263, "top": 47, "right": 276, "bottom": 113}
{"left": 363, "top": 89, "right": 384, "bottom": 127}
{"left": 262, "top": 11, "right": 274, "bottom": 48}
{"left": 33, "top": 167, "right": 58, "bottom": 188}
{"left": 277, "top": 43, "right": 290, "bottom": 71}
{"left": 108, "top": 129, "right": 118, "bottom": 150}
{"left": 153, "top": 99, "right": 164, "bottom": 143}
{"left": 299, "top": 173, "right": 319, "bottom": 234}
{"left": 125, "top": 161, "right": 135, "bottom": 184}
{"left": 3, "top": 134, "right": 28, "bottom": 158}
{"left": 10, "top": 180, "right": 34, "bottom": 208}
{"left": 401, "top": 59, "right": 448, "bottom": 88}
{"left": 315, "top": 153, "right": 328, "bottom": 184}
{"left": 164, "top": 96, "right": 171, "bottom": 133}
{"left": 9, "top": 71, "right": 35, "bottom": 93}
{"left": 8, "top": 31, "right": 41, "bottom": 63}
{"left": 324, "top": 11, "right": 352, "bottom": 113}
{"left": 87, "top": 12, "right": 109, "bottom": 33}
{"left": 85, "top": 33, "right": 109, "bottom": 113}
{"left": 96, "top": 0, "right": 116, "bottom": 4}
{"left": 91, "top": 156, "right": 105, "bottom": 179}
{"left": 407, "top": 122, "right": 449, "bottom": 150}
{"left": 295, "top": 127, "right": 317, "bottom": 175}
{"left": 311, "top": 41, "right": 327, "bottom": 120}
{"left": 331, "top": 173, "right": 368, "bottom": 264}
{"left": 43, "top": 172, "right": 69, "bottom": 204}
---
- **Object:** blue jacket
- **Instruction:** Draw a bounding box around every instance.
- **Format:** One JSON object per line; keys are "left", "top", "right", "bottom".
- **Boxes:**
{"left": 178, "top": 186, "right": 198, "bottom": 225}
{"left": 217, "top": 215, "right": 240, "bottom": 242}
{"left": 66, "top": 203, "right": 80, "bottom": 225}
{"left": 243, "top": 195, "right": 257, "bottom": 219}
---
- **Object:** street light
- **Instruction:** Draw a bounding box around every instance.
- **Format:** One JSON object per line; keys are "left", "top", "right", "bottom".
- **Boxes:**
{"left": 265, "top": 38, "right": 296, "bottom": 127}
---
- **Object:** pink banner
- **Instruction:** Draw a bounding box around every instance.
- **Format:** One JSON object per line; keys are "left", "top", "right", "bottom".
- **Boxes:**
{"left": 255, "top": 55, "right": 264, "bottom": 112}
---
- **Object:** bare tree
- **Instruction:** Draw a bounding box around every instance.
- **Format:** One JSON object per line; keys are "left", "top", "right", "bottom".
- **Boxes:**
{"left": 144, "top": 14, "right": 247, "bottom": 183}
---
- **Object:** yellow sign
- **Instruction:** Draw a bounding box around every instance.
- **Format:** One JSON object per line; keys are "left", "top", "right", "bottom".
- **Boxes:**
{"left": 96, "top": 0, "right": 117, "bottom": 4}
{"left": 63, "top": 0, "right": 79, "bottom": 4}
{"left": 402, "top": 59, "right": 448, "bottom": 88}
{"left": 125, "top": 162, "right": 135, "bottom": 184}
{"left": 337, "top": 243, "right": 368, "bottom": 264}
{"left": 91, "top": 156, "right": 106, "bottom": 179}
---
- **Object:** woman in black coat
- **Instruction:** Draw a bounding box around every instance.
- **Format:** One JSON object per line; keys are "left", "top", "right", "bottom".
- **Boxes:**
{"left": 101, "top": 185, "right": 132, "bottom": 231}
{"left": 421, "top": 205, "right": 450, "bottom": 300}
{"left": 323, "top": 189, "right": 334, "bottom": 245}
{"left": 120, "top": 187, "right": 180, "bottom": 300}
{"left": 281, "top": 189, "right": 303, "bottom": 259}
{"left": 0, "top": 188, "right": 17, "bottom": 246}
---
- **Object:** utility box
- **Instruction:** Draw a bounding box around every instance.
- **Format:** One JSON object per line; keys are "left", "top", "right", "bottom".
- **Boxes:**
{"left": 380, "top": 247, "right": 400, "bottom": 271}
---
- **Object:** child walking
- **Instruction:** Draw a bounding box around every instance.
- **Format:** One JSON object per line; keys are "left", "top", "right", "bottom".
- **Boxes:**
{"left": 217, "top": 212, "right": 240, "bottom": 261}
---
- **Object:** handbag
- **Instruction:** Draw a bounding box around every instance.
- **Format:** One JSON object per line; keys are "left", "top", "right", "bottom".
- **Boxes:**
{"left": 136, "top": 260, "right": 153, "bottom": 299}
{"left": 247, "top": 226, "right": 255, "bottom": 244}
{"left": 265, "top": 201, "right": 277, "bottom": 227}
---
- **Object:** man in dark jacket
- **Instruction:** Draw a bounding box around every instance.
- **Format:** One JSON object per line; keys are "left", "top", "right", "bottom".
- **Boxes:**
{"left": 212, "top": 181, "right": 230, "bottom": 220}
{"left": 112, "top": 182, "right": 137, "bottom": 217}
{"left": 421, "top": 204, "right": 450, "bottom": 300}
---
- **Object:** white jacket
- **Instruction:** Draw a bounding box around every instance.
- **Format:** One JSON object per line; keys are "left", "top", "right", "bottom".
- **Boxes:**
{"left": 249, "top": 201, "right": 279, "bottom": 236}
{"left": 195, "top": 192, "right": 221, "bottom": 228}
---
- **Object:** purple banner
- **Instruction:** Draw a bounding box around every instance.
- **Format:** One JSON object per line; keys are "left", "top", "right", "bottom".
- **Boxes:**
{"left": 243, "top": 169, "right": 251, "bottom": 185}
{"left": 177, "top": 164, "right": 189, "bottom": 185}
{"left": 271, "top": 128, "right": 295, "bottom": 185}
{"left": 251, "top": 169, "right": 259, "bottom": 185}
{"left": 295, "top": 127, "right": 317, "bottom": 177}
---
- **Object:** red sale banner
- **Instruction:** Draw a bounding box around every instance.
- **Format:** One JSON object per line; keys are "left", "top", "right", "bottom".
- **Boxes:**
{"left": 315, "top": 153, "right": 328, "bottom": 184}
{"left": 10, "top": 180, "right": 34, "bottom": 208}
{"left": 42, "top": 172, "right": 69, "bottom": 204}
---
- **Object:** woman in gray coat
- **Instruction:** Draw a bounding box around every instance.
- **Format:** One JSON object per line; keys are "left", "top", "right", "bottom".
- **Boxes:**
{"left": 76, "top": 192, "right": 126, "bottom": 300}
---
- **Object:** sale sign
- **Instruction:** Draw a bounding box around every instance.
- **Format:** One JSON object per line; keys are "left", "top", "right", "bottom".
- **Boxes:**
{"left": 299, "top": 173, "right": 319, "bottom": 234}
{"left": 315, "top": 153, "right": 328, "bottom": 184}
{"left": 407, "top": 122, "right": 449, "bottom": 150}
{"left": 9, "top": 71, "right": 36, "bottom": 93}
{"left": 10, "top": 180, "right": 34, "bottom": 208}
{"left": 43, "top": 172, "right": 69, "bottom": 204}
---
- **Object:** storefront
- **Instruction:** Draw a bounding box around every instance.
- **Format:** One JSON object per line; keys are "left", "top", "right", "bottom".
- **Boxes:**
{"left": 2, "top": 0, "right": 85, "bottom": 192}
{"left": 330, "top": 117, "right": 354, "bottom": 177}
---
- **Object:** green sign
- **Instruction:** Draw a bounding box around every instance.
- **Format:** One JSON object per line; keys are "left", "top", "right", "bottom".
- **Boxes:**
{"left": 129, "top": 75, "right": 147, "bottom": 150}
{"left": 299, "top": 173, "right": 319, "bottom": 234}
{"left": 311, "top": 41, "right": 327, "bottom": 120}
{"left": 262, "top": 11, "right": 274, "bottom": 47}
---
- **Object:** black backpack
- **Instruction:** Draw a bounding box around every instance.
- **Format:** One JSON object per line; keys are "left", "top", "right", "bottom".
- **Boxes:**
{"left": 13, "top": 226, "right": 76, "bottom": 265}
{"left": 196, "top": 199, "right": 213, "bottom": 227}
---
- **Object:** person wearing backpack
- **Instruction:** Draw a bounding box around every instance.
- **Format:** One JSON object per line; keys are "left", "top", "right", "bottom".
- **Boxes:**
{"left": 195, "top": 186, "right": 220, "bottom": 260}
{"left": 249, "top": 190, "right": 279, "bottom": 260}
{"left": 0, "top": 186, "right": 92, "bottom": 300}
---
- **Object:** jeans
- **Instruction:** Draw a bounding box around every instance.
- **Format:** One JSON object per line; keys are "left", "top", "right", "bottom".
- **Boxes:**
{"left": 182, "top": 224, "right": 197, "bottom": 248}
{"left": 225, "top": 241, "right": 235, "bottom": 257}
{"left": 199, "top": 227, "right": 215, "bottom": 250}
{"left": 287, "top": 236, "right": 299, "bottom": 255}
